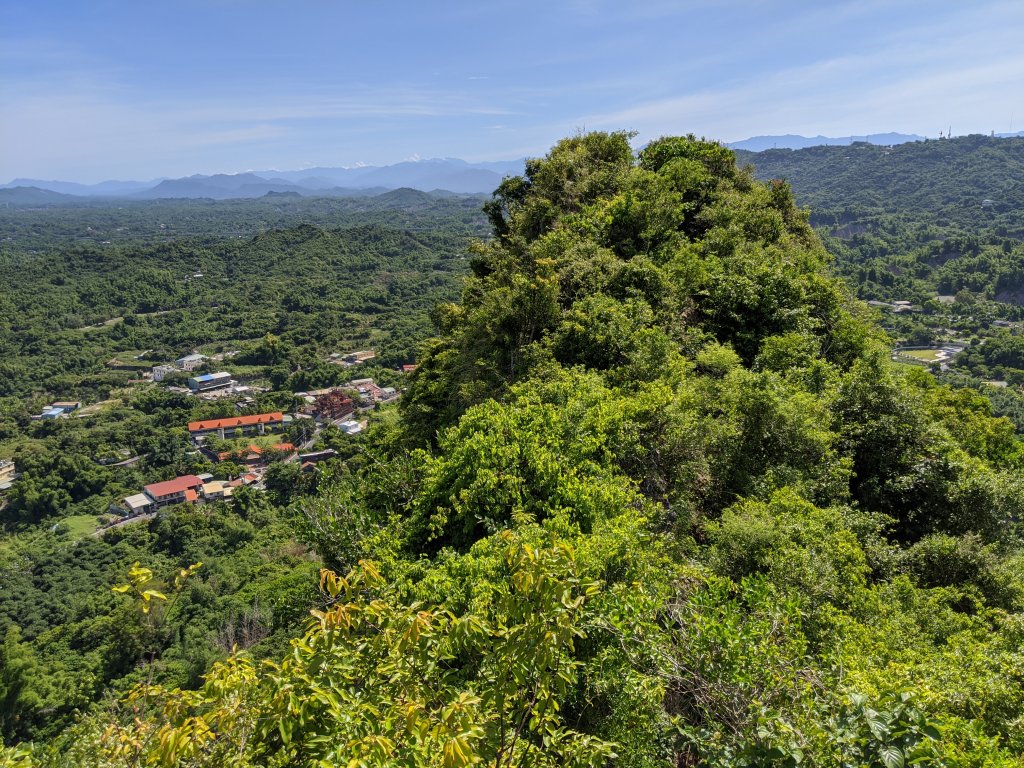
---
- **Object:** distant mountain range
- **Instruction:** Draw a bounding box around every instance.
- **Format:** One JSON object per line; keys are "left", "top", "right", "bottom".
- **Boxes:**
{"left": 1, "top": 158, "right": 526, "bottom": 203}
{"left": 727, "top": 131, "right": 1024, "bottom": 151}
{"left": 7, "top": 133, "right": 1024, "bottom": 204}
{"left": 1, "top": 178, "right": 160, "bottom": 196}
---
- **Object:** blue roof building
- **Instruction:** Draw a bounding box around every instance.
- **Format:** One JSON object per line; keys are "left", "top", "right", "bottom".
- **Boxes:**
{"left": 188, "top": 371, "right": 233, "bottom": 392}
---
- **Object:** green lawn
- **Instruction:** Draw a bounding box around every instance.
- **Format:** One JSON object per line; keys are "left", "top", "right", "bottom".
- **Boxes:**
{"left": 59, "top": 515, "right": 101, "bottom": 539}
{"left": 900, "top": 349, "right": 942, "bottom": 362}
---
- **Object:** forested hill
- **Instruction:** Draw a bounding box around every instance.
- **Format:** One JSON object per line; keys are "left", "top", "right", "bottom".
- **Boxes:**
{"left": 737, "top": 134, "right": 1024, "bottom": 424}
{"left": 0, "top": 222, "right": 471, "bottom": 400}
{"left": 0, "top": 190, "right": 489, "bottom": 250}
{"left": 8, "top": 132, "right": 1024, "bottom": 767}
{"left": 732, "top": 134, "right": 1024, "bottom": 311}
{"left": 735, "top": 134, "right": 1024, "bottom": 234}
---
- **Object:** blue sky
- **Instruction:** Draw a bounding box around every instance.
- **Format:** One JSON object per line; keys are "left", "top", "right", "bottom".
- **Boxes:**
{"left": 2, "top": 0, "right": 1022, "bottom": 182}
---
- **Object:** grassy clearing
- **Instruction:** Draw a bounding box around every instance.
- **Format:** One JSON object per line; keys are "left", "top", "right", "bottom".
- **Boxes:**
{"left": 901, "top": 349, "right": 942, "bottom": 361}
{"left": 77, "top": 399, "right": 123, "bottom": 417}
{"left": 58, "top": 515, "right": 101, "bottom": 539}
{"left": 0, "top": 435, "right": 45, "bottom": 460}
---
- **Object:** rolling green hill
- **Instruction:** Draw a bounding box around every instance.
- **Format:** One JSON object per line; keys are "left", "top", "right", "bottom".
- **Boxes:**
{"left": 736, "top": 134, "right": 1024, "bottom": 230}
{"left": 6, "top": 133, "right": 1023, "bottom": 767}
{"left": 739, "top": 135, "right": 1024, "bottom": 429}
{"left": 734, "top": 136, "right": 1024, "bottom": 305}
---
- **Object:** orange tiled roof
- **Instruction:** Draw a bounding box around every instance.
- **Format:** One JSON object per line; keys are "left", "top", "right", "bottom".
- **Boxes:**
{"left": 145, "top": 475, "right": 202, "bottom": 498}
{"left": 188, "top": 412, "right": 283, "bottom": 432}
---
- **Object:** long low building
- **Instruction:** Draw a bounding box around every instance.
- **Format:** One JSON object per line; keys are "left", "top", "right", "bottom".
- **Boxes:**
{"left": 31, "top": 401, "right": 81, "bottom": 420}
{"left": 188, "top": 371, "right": 234, "bottom": 392}
{"left": 188, "top": 412, "right": 285, "bottom": 440}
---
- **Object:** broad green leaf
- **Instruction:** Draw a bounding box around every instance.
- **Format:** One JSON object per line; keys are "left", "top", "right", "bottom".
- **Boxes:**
{"left": 880, "top": 746, "right": 904, "bottom": 768}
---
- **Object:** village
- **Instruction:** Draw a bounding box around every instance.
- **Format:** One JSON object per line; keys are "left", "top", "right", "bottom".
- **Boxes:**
{"left": 0, "top": 345, "right": 416, "bottom": 527}
{"left": 7, "top": 294, "right": 1023, "bottom": 532}
{"left": 111, "top": 347, "right": 411, "bottom": 522}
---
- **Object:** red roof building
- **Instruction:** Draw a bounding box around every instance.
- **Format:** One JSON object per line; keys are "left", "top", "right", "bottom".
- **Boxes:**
{"left": 188, "top": 412, "right": 284, "bottom": 439}
{"left": 143, "top": 474, "right": 203, "bottom": 508}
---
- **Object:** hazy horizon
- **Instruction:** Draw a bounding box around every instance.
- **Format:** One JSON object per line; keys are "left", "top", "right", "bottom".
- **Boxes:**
{"left": 3, "top": 1, "right": 1022, "bottom": 183}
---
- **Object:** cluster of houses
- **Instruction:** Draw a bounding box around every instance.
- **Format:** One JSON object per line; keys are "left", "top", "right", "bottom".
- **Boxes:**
{"left": 12, "top": 340, "right": 418, "bottom": 521}
{"left": 117, "top": 412, "right": 292, "bottom": 515}
{"left": 153, "top": 353, "right": 258, "bottom": 399}
{"left": 347, "top": 378, "right": 398, "bottom": 405}
{"left": 30, "top": 401, "right": 81, "bottom": 421}
{"left": 119, "top": 444, "right": 341, "bottom": 517}
{"left": 109, "top": 361, "right": 409, "bottom": 519}
{"left": 122, "top": 472, "right": 259, "bottom": 517}
{"left": 296, "top": 389, "right": 356, "bottom": 421}
{"left": 153, "top": 353, "right": 208, "bottom": 381}
{"left": 121, "top": 411, "right": 290, "bottom": 516}
{"left": 294, "top": 378, "right": 395, "bottom": 420}
{"left": 117, "top": 404, "right": 357, "bottom": 516}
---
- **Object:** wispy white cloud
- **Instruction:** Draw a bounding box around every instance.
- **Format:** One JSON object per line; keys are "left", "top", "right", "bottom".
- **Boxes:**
{"left": 578, "top": 3, "right": 1024, "bottom": 142}
{"left": 2, "top": 1, "right": 1022, "bottom": 180}
{"left": 0, "top": 70, "right": 522, "bottom": 179}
